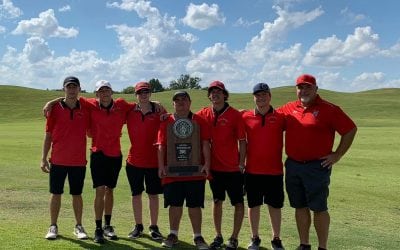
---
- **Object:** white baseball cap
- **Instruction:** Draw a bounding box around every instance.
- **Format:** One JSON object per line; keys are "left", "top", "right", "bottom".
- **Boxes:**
{"left": 95, "top": 80, "right": 112, "bottom": 91}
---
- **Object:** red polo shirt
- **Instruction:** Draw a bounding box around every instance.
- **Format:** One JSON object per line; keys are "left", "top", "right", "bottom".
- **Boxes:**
{"left": 242, "top": 108, "right": 285, "bottom": 175}
{"left": 46, "top": 100, "right": 89, "bottom": 166}
{"left": 157, "top": 113, "right": 211, "bottom": 185}
{"left": 83, "top": 98, "right": 133, "bottom": 157}
{"left": 196, "top": 105, "right": 246, "bottom": 172}
{"left": 126, "top": 103, "right": 164, "bottom": 168}
{"left": 278, "top": 95, "right": 356, "bottom": 162}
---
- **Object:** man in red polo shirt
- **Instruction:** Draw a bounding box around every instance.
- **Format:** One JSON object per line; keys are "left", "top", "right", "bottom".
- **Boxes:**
{"left": 278, "top": 74, "right": 357, "bottom": 250}
{"left": 126, "top": 82, "right": 165, "bottom": 241}
{"left": 85, "top": 80, "right": 133, "bottom": 243}
{"left": 196, "top": 81, "right": 246, "bottom": 250}
{"left": 242, "top": 83, "right": 286, "bottom": 250}
{"left": 157, "top": 91, "right": 211, "bottom": 250}
{"left": 41, "top": 76, "right": 90, "bottom": 240}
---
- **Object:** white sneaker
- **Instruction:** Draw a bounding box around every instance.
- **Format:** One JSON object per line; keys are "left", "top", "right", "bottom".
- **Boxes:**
{"left": 103, "top": 225, "right": 118, "bottom": 240}
{"left": 45, "top": 225, "right": 58, "bottom": 240}
{"left": 73, "top": 225, "right": 88, "bottom": 239}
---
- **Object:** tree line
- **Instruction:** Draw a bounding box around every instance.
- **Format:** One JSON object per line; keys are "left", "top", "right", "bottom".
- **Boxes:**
{"left": 121, "top": 74, "right": 204, "bottom": 94}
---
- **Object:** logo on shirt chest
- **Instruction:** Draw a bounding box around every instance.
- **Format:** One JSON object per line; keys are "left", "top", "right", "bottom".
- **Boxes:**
{"left": 75, "top": 111, "right": 85, "bottom": 118}
{"left": 267, "top": 116, "right": 277, "bottom": 124}
{"left": 216, "top": 117, "right": 229, "bottom": 126}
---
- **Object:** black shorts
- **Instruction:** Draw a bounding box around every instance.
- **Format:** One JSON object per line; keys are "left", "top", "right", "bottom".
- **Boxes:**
{"left": 90, "top": 151, "right": 122, "bottom": 189}
{"left": 49, "top": 164, "right": 86, "bottom": 195}
{"left": 285, "top": 158, "right": 331, "bottom": 212}
{"left": 245, "top": 174, "right": 284, "bottom": 208}
{"left": 163, "top": 180, "right": 205, "bottom": 208}
{"left": 126, "top": 163, "right": 163, "bottom": 196}
{"left": 209, "top": 171, "right": 244, "bottom": 205}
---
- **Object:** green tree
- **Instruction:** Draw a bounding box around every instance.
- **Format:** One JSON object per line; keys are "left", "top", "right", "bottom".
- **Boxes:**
{"left": 122, "top": 86, "right": 135, "bottom": 94}
{"left": 149, "top": 78, "right": 165, "bottom": 93}
{"left": 169, "top": 74, "right": 202, "bottom": 90}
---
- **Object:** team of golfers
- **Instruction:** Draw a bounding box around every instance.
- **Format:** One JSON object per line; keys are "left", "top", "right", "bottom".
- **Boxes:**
{"left": 40, "top": 74, "right": 357, "bottom": 250}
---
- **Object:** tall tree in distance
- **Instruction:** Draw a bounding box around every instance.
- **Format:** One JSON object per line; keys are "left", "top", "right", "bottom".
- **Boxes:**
{"left": 169, "top": 74, "right": 202, "bottom": 90}
{"left": 149, "top": 78, "right": 165, "bottom": 93}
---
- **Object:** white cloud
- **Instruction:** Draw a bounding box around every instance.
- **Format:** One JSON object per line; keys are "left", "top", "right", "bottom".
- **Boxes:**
{"left": 351, "top": 72, "right": 385, "bottom": 91}
{"left": 0, "top": 39, "right": 112, "bottom": 90}
{"left": 187, "top": 43, "right": 236, "bottom": 72}
{"left": 186, "top": 6, "right": 325, "bottom": 91}
{"left": 340, "top": 7, "right": 368, "bottom": 24}
{"left": 58, "top": 5, "right": 71, "bottom": 12}
{"left": 233, "top": 17, "right": 260, "bottom": 28}
{"left": 0, "top": 0, "right": 23, "bottom": 19}
{"left": 303, "top": 26, "right": 379, "bottom": 67}
{"left": 380, "top": 42, "right": 400, "bottom": 58}
{"left": 0, "top": 25, "right": 5, "bottom": 33}
{"left": 240, "top": 6, "right": 324, "bottom": 64}
{"left": 182, "top": 3, "right": 225, "bottom": 30}
{"left": 23, "top": 37, "right": 53, "bottom": 63}
{"left": 106, "top": 0, "right": 196, "bottom": 61}
{"left": 256, "top": 44, "right": 304, "bottom": 87}
{"left": 12, "top": 9, "right": 78, "bottom": 38}
{"left": 107, "top": 0, "right": 159, "bottom": 19}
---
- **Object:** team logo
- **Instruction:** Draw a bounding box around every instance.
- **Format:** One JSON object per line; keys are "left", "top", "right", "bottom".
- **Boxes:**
{"left": 173, "top": 118, "right": 193, "bottom": 139}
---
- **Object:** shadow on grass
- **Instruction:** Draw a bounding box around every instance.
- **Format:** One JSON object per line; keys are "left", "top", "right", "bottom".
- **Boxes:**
{"left": 57, "top": 234, "right": 198, "bottom": 249}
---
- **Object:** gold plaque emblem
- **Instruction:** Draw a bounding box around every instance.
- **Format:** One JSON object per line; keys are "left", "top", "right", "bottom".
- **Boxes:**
{"left": 172, "top": 118, "right": 193, "bottom": 139}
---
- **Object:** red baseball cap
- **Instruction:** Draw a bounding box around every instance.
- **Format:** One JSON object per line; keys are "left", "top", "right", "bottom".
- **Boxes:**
{"left": 135, "top": 81, "right": 150, "bottom": 92}
{"left": 296, "top": 74, "right": 316, "bottom": 86}
{"left": 208, "top": 80, "right": 226, "bottom": 91}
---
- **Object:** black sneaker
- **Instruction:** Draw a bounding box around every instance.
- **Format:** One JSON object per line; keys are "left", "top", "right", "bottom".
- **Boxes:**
{"left": 225, "top": 237, "right": 238, "bottom": 250}
{"left": 161, "top": 233, "right": 178, "bottom": 248}
{"left": 247, "top": 236, "right": 261, "bottom": 250}
{"left": 296, "top": 244, "right": 311, "bottom": 250}
{"left": 94, "top": 228, "right": 105, "bottom": 244}
{"left": 194, "top": 235, "right": 209, "bottom": 250}
{"left": 128, "top": 224, "right": 144, "bottom": 239}
{"left": 210, "top": 235, "right": 224, "bottom": 249}
{"left": 103, "top": 225, "right": 118, "bottom": 240}
{"left": 271, "top": 237, "right": 284, "bottom": 250}
{"left": 149, "top": 225, "right": 163, "bottom": 241}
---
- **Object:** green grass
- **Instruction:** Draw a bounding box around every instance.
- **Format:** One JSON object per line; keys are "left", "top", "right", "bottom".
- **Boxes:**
{"left": 0, "top": 86, "right": 399, "bottom": 249}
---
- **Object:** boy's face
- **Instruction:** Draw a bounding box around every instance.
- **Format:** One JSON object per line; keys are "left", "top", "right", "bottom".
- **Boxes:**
{"left": 96, "top": 86, "right": 112, "bottom": 103}
{"left": 253, "top": 91, "right": 271, "bottom": 108}
{"left": 64, "top": 83, "right": 80, "bottom": 99}
{"left": 173, "top": 96, "right": 191, "bottom": 112}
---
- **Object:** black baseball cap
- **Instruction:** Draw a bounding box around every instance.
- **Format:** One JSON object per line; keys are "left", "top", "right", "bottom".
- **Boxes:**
{"left": 63, "top": 76, "right": 80, "bottom": 87}
{"left": 253, "top": 82, "right": 270, "bottom": 94}
{"left": 172, "top": 91, "right": 191, "bottom": 101}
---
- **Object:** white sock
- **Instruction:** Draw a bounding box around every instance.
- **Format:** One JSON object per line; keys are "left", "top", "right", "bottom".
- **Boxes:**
{"left": 193, "top": 233, "right": 202, "bottom": 238}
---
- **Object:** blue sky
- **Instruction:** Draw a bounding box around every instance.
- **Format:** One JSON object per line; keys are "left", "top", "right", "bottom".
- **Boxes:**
{"left": 1, "top": 0, "right": 400, "bottom": 93}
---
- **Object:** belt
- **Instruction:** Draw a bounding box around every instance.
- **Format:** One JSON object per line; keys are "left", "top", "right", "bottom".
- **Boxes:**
{"left": 288, "top": 158, "right": 320, "bottom": 164}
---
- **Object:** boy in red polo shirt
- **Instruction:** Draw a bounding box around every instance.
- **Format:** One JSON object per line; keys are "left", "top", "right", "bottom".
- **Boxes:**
{"left": 86, "top": 80, "right": 133, "bottom": 243}
{"left": 157, "top": 91, "right": 211, "bottom": 250}
{"left": 196, "top": 81, "right": 246, "bottom": 250}
{"left": 278, "top": 74, "right": 357, "bottom": 250}
{"left": 242, "top": 83, "right": 286, "bottom": 250}
{"left": 126, "top": 82, "right": 165, "bottom": 241}
{"left": 41, "top": 76, "right": 90, "bottom": 240}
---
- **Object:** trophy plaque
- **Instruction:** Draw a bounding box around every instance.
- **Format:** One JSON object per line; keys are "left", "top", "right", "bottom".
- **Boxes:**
{"left": 166, "top": 118, "right": 204, "bottom": 176}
